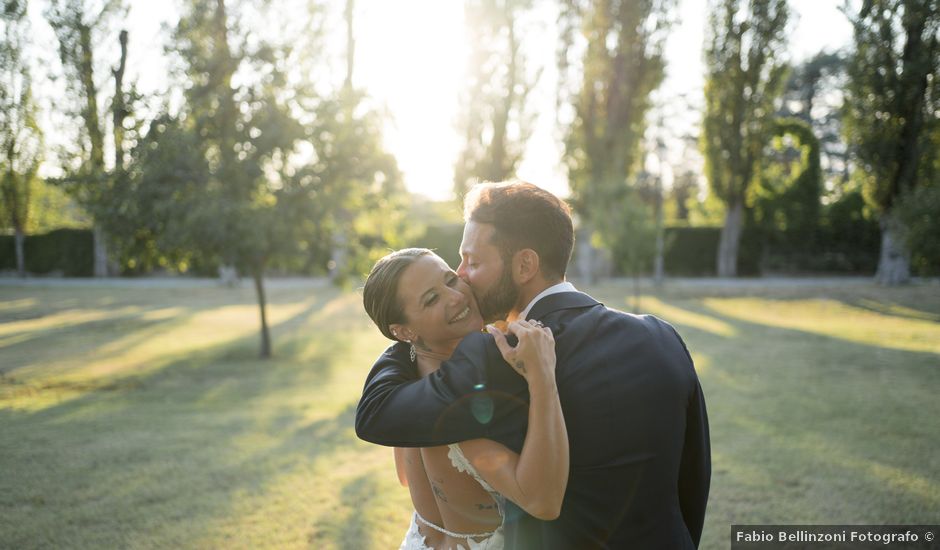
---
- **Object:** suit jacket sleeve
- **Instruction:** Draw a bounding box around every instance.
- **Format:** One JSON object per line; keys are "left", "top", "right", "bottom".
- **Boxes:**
{"left": 673, "top": 329, "right": 712, "bottom": 548}
{"left": 355, "top": 332, "right": 528, "bottom": 448}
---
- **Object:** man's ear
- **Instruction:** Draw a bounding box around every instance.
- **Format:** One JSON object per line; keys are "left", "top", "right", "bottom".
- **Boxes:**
{"left": 512, "top": 249, "right": 540, "bottom": 285}
{"left": 389, "top": 323, "right": 415, "bottom": 343}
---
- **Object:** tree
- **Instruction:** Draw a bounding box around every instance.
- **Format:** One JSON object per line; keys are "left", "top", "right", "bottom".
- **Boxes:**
{"left": 121, "top": 0, "right": 404, "bottom": 358}
{"left": 562, "top": 0, "right": 672, "bottom": 282}
{"left": 324, "top": 0, "right": 408, "bottom": 282}
{"left": 748, "top": 117, "right": 822, "bottom": 266}
{"left": 604, "top": 185, "right": 657, "bottom": 311}
{"left": 780, "top": 51, "right": 850, "bottom": 190}
{"left": 0, "top": 0, "right": 43, "bottom": 277}
{"left": 702, "top": 0, "right": 788, "bottom": 277}
{"left": 453, "top": 0, "right": 541, "bottom": 200}
{"left": 45, "top": 0, "right": 125, "bottom": 277}
{"left": 160, "top": 0, "right": 309, "bottom": 357}
{"left": 843, "top": 0, "right": 940, "bottom": 285}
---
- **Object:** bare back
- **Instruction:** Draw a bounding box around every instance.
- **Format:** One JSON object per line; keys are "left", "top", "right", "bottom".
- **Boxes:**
{"left": 420, "top": 446, "right": 501, "bottom": 533}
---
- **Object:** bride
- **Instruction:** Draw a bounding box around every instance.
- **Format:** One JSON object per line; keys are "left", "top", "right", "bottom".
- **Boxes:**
{"left": 362, "top": 248, "right": 569, "bottom": 549}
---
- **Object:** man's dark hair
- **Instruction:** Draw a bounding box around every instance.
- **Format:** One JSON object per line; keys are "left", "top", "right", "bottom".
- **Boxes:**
{"left": 464, "top": 181, "right": 574, "bottom": 280}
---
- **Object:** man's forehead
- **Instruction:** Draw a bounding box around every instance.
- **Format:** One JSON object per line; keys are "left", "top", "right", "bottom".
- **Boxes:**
{"left": 460, "top": 221, "right": 496, "bottom": 253}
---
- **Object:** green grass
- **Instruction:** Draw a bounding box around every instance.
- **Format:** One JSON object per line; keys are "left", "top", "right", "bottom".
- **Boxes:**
{"left": 2, "top": 281, "right": 939, "bottom": 549}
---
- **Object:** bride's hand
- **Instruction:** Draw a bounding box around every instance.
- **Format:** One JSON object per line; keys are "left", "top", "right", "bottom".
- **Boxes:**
{"left": 488, "top": 320, "right": 556, "bottom": 386}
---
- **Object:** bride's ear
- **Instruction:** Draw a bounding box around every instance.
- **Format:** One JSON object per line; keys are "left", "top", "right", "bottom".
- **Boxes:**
{"left": 389, "top": 323, "right": 415, "bottom": 343}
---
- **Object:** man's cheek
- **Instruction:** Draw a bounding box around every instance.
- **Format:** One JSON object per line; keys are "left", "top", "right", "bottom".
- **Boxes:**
{"left": 468, "top": 272, "right": 487, "bottom": 294}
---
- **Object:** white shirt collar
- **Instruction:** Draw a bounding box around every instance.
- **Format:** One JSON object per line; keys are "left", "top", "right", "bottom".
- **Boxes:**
{"left": 520, "top": 281, "right": 578, "bottom": 320}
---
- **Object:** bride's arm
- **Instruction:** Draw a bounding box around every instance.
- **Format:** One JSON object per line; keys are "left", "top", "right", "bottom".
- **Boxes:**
{"left": 458, "top": 320, "right": 568, "bottom": 520}
{"left": 395, "top": 447, "right": 446, "bottom": 535}
{"left": 394, "top": 448, "right": 408, "bottom": 486}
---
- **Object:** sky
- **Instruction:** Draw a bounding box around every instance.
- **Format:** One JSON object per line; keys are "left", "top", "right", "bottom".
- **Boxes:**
{"left": 27, "top": 0, "right": 854, "bottom": 201}
{"left": 354, "top": 0, "right": 853, "bottom": 200}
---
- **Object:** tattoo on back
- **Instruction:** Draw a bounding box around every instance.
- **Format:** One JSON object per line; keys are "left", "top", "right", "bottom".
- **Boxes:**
{"left": 431, "top": 482, "right": 448, "bottom": 502}
{"left": 476, "top": 502, "right": 497, "bottom": 511}
{"left": 514, "top": 360, "right": 526, "bottom": 374}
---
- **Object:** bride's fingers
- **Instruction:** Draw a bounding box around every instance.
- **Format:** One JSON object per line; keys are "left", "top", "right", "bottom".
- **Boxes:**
{"left": 488, "top": 324, "right": 514, "bottom": 360}
{"left": 505, "top": 320, "right": 525, "bottom": 338}
{"left": 509, "top": 319, "right": 537, "bottom": 335}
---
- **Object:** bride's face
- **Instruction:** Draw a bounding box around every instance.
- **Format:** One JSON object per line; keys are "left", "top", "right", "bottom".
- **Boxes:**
{"left": 391, "top": 254, "right": 484, "bottom": 351}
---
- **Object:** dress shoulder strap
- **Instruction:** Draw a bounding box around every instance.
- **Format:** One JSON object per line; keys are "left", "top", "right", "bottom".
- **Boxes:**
{"left": 447, "top": 444, "right": 497, "bottom": 494}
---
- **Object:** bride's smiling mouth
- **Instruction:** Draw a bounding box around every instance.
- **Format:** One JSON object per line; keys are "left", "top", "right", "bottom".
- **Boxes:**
{"left": 449, "top": 306, "right": 471, "bottom": 324}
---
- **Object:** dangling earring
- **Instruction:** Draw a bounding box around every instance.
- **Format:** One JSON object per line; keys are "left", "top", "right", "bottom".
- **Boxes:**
{"left": 409, "top": 344, "right": 416, "bottom": 363}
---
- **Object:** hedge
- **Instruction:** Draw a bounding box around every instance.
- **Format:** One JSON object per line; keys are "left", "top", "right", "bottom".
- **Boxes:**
{"left": 662, "top": 226, "right": 762, "bottom": 277}
{"left": 403, "top": 223, "right": 765, "bottom": 277}
{"left": 0, "top": 229, "right": 94, "bottom": 277}
{"left": 0, "top": 223, "right": 878, "bottom": 278}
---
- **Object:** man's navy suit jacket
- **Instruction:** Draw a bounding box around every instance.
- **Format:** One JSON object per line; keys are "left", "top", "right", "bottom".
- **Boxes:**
{"left": 355, "top": 291, "right": 711, "bottom": 549}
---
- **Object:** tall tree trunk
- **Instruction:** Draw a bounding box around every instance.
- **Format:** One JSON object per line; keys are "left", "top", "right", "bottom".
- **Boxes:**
{"left": 252, "top": 268, "right": 272, "bottom": 358}
{"left": 78, "top": 23, "right": 104, "bottom": 171}
{"left": 14, "top": 226, "right": 25, "bottom": 278}
{"left": 487, "top": 13, "right": 516, "bottom": 181}
{"left": 344, "top": 0, "right": 355, "bottom": 91}
{"left": 875, "top": 213, "right": 910, "bottom": 286}
{"left": 717, "top": 198, "right": 744, "bottom": 277}
{"left": 93, "top": 224, "right": 108, "bottom": 277}
{"left": 112, "top": 30, "right": 128, "bottom": 173}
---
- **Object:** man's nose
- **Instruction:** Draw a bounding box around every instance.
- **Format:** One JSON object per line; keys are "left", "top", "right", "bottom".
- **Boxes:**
{"left": 456, "top": 260, "right": 468, "bottom": 281}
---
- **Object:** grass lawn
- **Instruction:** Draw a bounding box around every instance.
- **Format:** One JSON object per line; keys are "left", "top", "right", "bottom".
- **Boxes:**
{"left": 1, "top": 280, "right": 939, "bottom": 549}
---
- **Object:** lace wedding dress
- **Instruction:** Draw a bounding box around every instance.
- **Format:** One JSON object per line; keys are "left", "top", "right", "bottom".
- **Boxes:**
{"left": 399, "top": 444, "right": 505, "bottom": 550}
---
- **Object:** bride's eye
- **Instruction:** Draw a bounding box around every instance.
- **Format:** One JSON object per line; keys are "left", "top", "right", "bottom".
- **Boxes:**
{"left": 446, "top": 274, "right": 458, "bottom": 286}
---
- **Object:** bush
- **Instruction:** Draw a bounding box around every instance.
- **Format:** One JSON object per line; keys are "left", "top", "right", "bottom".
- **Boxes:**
{"left": 896, "top": 184, "right": 940, "bottom": 276}
{"left": 0, "top": 235, "right": 14, "bottom": 271}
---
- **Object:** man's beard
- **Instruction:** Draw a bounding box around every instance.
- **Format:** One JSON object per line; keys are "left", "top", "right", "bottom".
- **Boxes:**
{"left": 475, "top": 265, "right": 519, "bottom": 323}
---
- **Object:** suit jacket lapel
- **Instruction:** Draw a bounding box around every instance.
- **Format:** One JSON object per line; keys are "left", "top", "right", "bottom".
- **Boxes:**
{"left": 525, "top": 291, "right": 600, "bottom": 320}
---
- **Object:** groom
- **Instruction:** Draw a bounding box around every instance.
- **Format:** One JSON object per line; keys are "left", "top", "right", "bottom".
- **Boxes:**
{"left": 356, "top": 181, "right": 711, "bottom": 549}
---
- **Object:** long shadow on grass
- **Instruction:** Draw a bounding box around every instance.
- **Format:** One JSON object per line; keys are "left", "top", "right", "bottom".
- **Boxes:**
{"left": 846, "top": 297, "right": 940, "bottom": 323}
{"left": 1, "top": 289, "right": 348, "bottom": 418}
{"left": 644, "top": 296, "right": 940, "bottom": 529}
{"left": 0, "top": 294, "right": 368, "bottom": 548}
{"left": 0, "top": 288, "right": 341, "bottom": 390}
{"left": 0, "top": 308, "right": 204, "bottom": 376}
